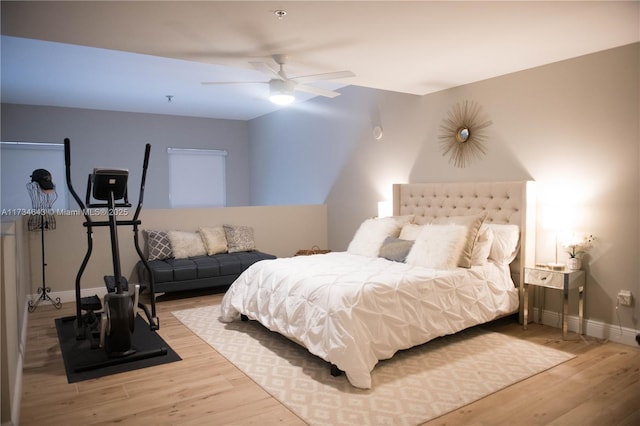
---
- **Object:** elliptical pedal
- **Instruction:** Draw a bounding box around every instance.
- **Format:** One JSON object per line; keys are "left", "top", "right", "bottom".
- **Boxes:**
{"left": 104, "top": 275, "right": 129, "bottom": 293}
{"left": 79, "top": 295, "right": 102, "bottom": 348}
{"left": 80, "top": 294, "right": 102, "bottom": 312}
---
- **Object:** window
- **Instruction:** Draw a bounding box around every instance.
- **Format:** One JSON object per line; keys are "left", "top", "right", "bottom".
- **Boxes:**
{"left": 167, "top": 148, "right": 227, "bottom": 208}
{"left": 1, "top": 142, "right": 68, "bottom": 211}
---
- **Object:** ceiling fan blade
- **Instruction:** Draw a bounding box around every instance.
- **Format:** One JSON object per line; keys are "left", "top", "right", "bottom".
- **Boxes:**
{"left": 294, "top": 84, "right": 341, "bottom": 98}
{"left": 249, "top": 61, "right": 282, "bottom": 79}
{"left": 291, "top": 70, "right": 355, "bottom": 83}
{"left": 201, "top": 81, "right": 266, "bottom": 85}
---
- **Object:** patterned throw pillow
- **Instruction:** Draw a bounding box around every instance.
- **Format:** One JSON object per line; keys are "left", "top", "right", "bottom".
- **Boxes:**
{"left": 145, "top": 230, "right": 173, "bottom": 261}
{"left": 223, "top": 224, "right": 255, "bottom": 253}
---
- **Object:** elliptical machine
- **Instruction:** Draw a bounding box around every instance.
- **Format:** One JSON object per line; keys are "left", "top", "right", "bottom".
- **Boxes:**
{"left": 64, "top": 138, "right": 162, "bottom": 366}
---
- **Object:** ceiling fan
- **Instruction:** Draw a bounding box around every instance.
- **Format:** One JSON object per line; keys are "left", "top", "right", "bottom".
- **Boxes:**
{"left": 201, "top": 54, "right": 355, "bottom": 105}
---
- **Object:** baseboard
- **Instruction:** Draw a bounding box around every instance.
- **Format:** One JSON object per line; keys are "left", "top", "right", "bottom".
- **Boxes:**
{"left": 535, "top": 308, "right": 639, "bottom": 347}
{"left": 30, "top": 286, "right": 109, "bottom": 305}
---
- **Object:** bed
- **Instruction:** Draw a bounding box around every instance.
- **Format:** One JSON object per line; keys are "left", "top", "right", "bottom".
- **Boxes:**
{"left": 220, "top": 181, "right": 536, "bottom": 389}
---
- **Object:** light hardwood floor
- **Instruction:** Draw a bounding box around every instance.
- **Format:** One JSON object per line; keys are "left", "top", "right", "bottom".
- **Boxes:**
{"left": 19, "top": 290, "right": 640, "bottom": 425}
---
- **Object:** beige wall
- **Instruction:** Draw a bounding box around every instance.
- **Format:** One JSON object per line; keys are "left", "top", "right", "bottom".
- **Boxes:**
{"left": 25, "top": 205, "right": 327, "bottom": 299}
{"left": 414, "top": 43, "right": 640, "bottom": 329}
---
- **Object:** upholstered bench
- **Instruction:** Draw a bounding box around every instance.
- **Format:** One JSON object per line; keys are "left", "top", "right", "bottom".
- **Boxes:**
{"left": 136, "top": 251, "right": 276, "bottom": 295}
{"left": 137, "top": 225, "right": 275, "bottom": 297}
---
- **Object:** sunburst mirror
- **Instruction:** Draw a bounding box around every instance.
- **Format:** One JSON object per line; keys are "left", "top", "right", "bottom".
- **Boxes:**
{"left": 438, "top": 100, "right": 493, "bottom": 168}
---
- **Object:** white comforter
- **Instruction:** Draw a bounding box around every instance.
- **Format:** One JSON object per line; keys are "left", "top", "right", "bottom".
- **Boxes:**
{"left": 220, "top": 252, "right": 519, "bottom": 389}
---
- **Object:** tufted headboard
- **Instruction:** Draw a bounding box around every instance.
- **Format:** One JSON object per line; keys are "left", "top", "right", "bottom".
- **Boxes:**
{"left": 392, "top": 181, "right": 536, "bottom": 323}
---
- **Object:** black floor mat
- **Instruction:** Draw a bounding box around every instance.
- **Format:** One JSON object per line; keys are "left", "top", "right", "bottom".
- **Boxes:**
{"left": 55, "top": 314, "right": 181, "bottom": 383}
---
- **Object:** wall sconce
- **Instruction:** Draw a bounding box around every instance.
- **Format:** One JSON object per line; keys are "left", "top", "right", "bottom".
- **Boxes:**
{"left": 378, "top": 201, "right": 392, "bottom": 218}
{"left": 370, "top": 105, "right": 384, "bottom": 140}
{"left": 372, "top": 126, "right": 383, "bottom": 140}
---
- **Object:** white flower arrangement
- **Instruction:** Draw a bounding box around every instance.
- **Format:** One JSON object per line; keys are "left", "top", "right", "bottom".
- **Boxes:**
{"left": 561, "top": 233, "right": 596, "bottom": 259}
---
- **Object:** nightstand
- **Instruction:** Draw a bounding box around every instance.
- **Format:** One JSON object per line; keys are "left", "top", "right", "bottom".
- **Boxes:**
{"left": 523, "top": 267, "right": 586, "bottom": 339}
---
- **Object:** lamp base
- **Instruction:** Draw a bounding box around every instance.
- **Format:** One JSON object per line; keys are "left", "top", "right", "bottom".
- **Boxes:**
{"left": 547, "top": 262, "right": 565, "bottom": 271}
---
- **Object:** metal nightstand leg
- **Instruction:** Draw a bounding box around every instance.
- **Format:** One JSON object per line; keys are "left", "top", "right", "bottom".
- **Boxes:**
{"left": 523, "top": 284, "right": 529, "bottom": 330}
{"left": 562, "top": 289, "right": 569, "bottom": 340}
{"left": 578, "top": 284, "right": 584, "bottom": 335}
{"left": 538, "top": 286, "right": 544, "bottom": 323}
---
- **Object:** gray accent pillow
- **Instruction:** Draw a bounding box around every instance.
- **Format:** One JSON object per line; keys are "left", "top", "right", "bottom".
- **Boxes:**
{"left": 378, "top": 236, "right": 414, "bottom": 263}
{"left": 223, "top": 224, "right": 256, "bottom": 253}
{"left": 145, "top": 230, "right": 173, "bottom": 261}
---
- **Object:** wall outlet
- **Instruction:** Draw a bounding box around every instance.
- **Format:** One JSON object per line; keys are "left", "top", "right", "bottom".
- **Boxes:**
{"left": 617, "top": 290, "right": 633, "bottom": 307}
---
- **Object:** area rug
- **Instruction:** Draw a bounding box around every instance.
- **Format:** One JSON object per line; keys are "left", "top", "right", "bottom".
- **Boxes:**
{"left": 173, "top": 305, "right": 574, "bottom": 425}
{"left": 56, "top": 314, "right": 181, "bottom": 383}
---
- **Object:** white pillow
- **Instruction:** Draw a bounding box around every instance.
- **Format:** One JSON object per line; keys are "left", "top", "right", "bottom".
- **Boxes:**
{"left": 471, "top": 225, "right": 494, "bottom": 266}
{"left": 405, "top": 224, "right": 468, "bottom": 270}
{"left": 199, "top": 226, "right": 228, "bottom": 255}
{"left": 347, "top": 216, "right": 412, "bottom": 257}
{"left": 399, "top": 223, "right": 422, "bottom": 240}
{"left": 486, "top": 224, "right": 520, "bottom": 264}
{"left": 431, "top": 212, "right": 487, "bottom": 268}
{"left": 167, "top": 230, "right": 207, "bottom": 259}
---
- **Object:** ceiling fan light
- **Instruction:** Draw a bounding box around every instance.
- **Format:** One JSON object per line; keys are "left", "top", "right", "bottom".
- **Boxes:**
{"left": 269, "top": 93, "right": 295, "bottom": 105}
{"left": 269, "top": 79, "right": 295, "bottom": 105}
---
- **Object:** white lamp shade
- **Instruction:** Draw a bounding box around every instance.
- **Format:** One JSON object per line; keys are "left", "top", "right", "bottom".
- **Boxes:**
{"left": 542, "top": 205, "right": 571, "bottom": 231}
{"left": 378, "top": 201, "right": 392, "bottom": 218}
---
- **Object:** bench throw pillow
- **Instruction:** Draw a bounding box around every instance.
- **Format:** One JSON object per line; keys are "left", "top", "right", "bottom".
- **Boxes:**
{"left": 200, "top": 226, "right": 228, "bottom": 255}
{"left": 223, "top": 224, "right": 256, "bottom": 253}
{"left": 167, "top": 230, "right": 207, "bottom": 259}
{"left": 145, "top": 230, "right": 173, "bottom": 261}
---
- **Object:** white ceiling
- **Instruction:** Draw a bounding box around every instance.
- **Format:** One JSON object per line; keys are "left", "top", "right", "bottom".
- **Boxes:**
{"left": 2, "top": 1, "right": 639, "bottom": 120}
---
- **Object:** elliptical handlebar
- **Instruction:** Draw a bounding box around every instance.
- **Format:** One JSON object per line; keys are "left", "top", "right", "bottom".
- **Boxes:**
{"left": 133, "top": 143, "right": 151, "bottom": 222}
{"left": 65, "top": 139, "right": 151, "bottom": 220}
{"left": 143, "top": 143, "right": 151, "bottom": 169}
{"left": 64, "top": 138, "right": 91, "bottom": 222}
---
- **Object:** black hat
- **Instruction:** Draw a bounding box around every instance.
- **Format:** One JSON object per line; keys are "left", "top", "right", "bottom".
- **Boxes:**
{"left": 31, "top": 169, "right": 55, "bottom": 190}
